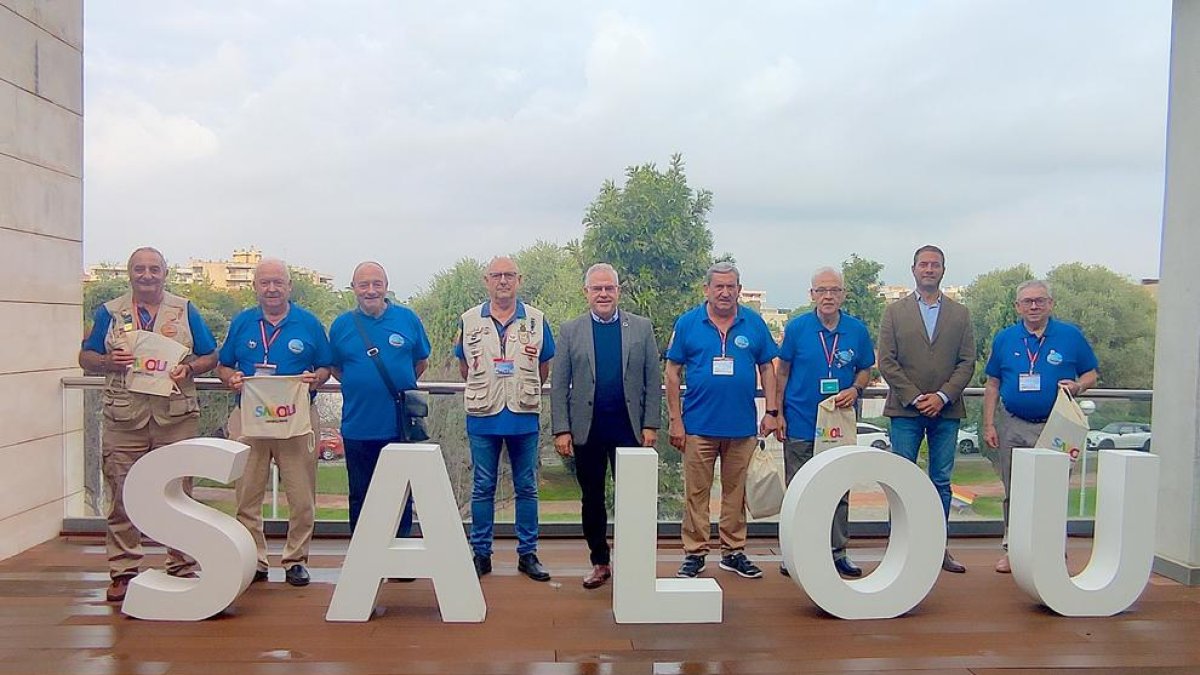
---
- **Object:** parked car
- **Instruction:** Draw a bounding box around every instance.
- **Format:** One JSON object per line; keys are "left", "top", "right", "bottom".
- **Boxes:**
{"left": 1087, "top": 422, "right": 1152, "bottom": 451}
{"left": 318, "top": 430, "right": 345, "bottom": 461}
{"left": 957, "top": 425, "right": 980, "bottom": 454}
{"left": 857, "top": 423, "right": 891, "bottom": 449}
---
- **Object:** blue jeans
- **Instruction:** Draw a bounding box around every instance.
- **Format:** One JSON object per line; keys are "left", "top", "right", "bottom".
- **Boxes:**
{"left": 888, "top": 415, "right": 960, "bottom": 521}
{"left": 344, "top": 438, "right": 414, "bottom": 537}
{"left": 469, "top": 432, "right": 539, "bottom": 556}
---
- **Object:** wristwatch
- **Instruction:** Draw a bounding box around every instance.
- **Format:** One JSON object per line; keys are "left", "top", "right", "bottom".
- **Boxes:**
{"left": 765, "top": 409, "right": 779, "bottom": 417}
{"left": 853, "top": 384, "right": 865, "bottom": 395}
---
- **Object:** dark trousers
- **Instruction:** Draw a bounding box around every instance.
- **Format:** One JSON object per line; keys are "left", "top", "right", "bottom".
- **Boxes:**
{"left": 344, "top": 438, "right": 414, "bottom": 537}
{"left": 574, "top": 440, "right": 617, "bottom": 565}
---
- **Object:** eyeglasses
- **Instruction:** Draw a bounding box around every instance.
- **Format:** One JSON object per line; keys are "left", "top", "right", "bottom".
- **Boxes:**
{"left": 811, "top": 287, "right": 845, "bottom": 296}
{"left": 587, "top": 285, "right": 618, "bottom": 294}
{"left": 487, "top": 272, "right": 518, "bottom": 281}
{"left": 1017, "top": 297, "right": 1051, "bottom": 307}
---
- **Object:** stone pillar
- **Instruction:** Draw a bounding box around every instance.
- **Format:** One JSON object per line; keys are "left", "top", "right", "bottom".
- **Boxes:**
{"left": 1152, "top": 0, "right": 1200, "bottom": 585}
{"left": 0, "top": 1, "right": 84, "bottom": 560}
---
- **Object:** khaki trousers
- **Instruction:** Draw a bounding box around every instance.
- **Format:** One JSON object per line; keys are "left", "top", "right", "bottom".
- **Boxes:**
{"left": 681, "top": 435, "right": 756, "bottom": 556}
{"left": 230, "top": 405, "right": 318, "bottom": 571}
{"left": 103, "top": 418, "right": 199, "bottom": 580}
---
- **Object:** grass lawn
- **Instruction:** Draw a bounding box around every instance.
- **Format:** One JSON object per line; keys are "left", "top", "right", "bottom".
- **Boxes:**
{"left": 196, "top": 464, "right": 349, "bottom": 494}
{"left": 969, "top": 488, "right": 1096, "bottom": 519}
{"left": 539, "top": 463, "right": 582, "bottom": 501}
{"left": 951, "top": 460, "right": 997, "bottom": 486}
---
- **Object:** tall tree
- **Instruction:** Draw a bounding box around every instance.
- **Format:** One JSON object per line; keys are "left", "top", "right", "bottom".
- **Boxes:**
{"left": 513, "top": 241, "right": 587, "bottom": 328}
{"left": 408, "top": 258, "right": 487, "bottom": 378}
{"left": 840, "top": 254, "right": 885, "bottom": 340}
{"left": 581, "top": 153, "right": 715, "bottom": 346}
{"left": 961, "top": 264, "right": 1036, "bottom": 382}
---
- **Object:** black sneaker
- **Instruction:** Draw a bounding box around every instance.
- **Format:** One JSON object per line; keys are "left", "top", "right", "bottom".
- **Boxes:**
{"left": 473, "top": 554, "right": 492, "bottom": 577}
{"left": 719, "top": 552, "right": 763, "bottom": 579}
{"left": 676, "top": 554, "right": 707, "bottom": 578}
{"left": 517, "top": 553, "right": 551, "bottom": 582}
{"left": 284, "top": 564, "right": 310, "bottom": 587}
{"left": 779, "top": 563, "right": 790, "bottom": 577}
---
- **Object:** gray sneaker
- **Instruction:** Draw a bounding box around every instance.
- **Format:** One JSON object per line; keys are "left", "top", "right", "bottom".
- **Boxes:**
{"left": 676, "top": 554, "right": 707, "bottom": 578}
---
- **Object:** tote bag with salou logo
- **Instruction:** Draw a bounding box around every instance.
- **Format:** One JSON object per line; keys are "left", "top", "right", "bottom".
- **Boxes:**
{"left": 239, "top": 375, "right": 312, "bottom": 439}
{"left": 125, "top": 330, "right": 189, "bottom": 397}
{"left": 745, "top": 441, "right": 785, "bottom": 519}
{"left": 814, "top": 395, "right": 858, "bottom": 454}
{"left": 1034, "top": 387, "right": 1089, "bottom": 462}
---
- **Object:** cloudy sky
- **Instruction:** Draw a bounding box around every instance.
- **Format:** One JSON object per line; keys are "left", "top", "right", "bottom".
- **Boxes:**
{"left": 83, "top": 1, "right": 1173, "bottom": 308}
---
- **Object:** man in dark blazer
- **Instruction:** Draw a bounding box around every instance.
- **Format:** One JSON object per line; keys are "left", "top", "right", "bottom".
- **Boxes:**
{"left": 878, "top": 245, "right": 976, "bottom": 573}
{"left": 551, "top": 263, "right": 662, "bottom": 589}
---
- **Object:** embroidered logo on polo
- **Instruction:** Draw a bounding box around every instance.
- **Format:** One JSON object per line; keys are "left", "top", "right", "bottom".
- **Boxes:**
{"left": 388, "top": 334, "right": 405, "bottom": 348}
{"left": 834, "top": 348, "right": 856, "bottom": 369}
{"left": 288, "top": 339, "right": 305, "bottom": 354}
{"left": 733, "top": 335, "right": 750, "bottom": 349}
{"left": 1046, "top": 350, "right": 1063, "bottom": 366}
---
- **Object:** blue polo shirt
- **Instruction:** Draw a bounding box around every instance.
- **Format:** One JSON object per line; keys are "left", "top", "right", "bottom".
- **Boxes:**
{"left": 985, "top": 317, "right": 1098, "bottom": 421}
{"left": 82, "top": 302, "right": 217, "bottom": 356}
{"left": 779, "top": 310, "right": 875, "bottom": 441}
{"left": 453, "top": 301, "right": 556, "bottom": 436}
{"left": 219, "top": 302, "right": 333, "bottom": 377}
{"left": 331, "top": 301, "right": 432, "bottom": 440}
{"left": 665, "top": 303, "right": 778, "bottom": 438}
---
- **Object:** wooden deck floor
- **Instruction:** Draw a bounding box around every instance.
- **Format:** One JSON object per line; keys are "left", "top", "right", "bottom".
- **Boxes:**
{"left": 0, "top": 536, "right": 1197, "bottom": 674}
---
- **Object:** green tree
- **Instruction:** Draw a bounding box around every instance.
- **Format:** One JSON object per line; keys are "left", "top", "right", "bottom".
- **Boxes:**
{"left": 841, "top": 254, "right": 885, "bottom": 340}
{"left": 289, "top": 274, "right": 353, "bottom": 326}
{"left": 81, "top": 277, "right": 129, "bottom": 332}
{"left": 408, "top": 258, "right": 486, "bottom": 378}
{"left": 581, "top": 153, "right": 715, "bottom": 346}
{"left": 513, "top": 241, "right": 587, "bottom": 328}
{"left": 961, "top": 264, "right": 1036, "bottom": 383}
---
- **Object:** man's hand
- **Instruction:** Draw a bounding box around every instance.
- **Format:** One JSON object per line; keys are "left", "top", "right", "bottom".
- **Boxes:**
{"left": 168, "top": 363, "right": 192, "bottom": 383}
{"left": 1058, "top": 379, "right": 1080, "bottom": 396}
{"left": 669, "top": 418, "right": 686, "bottom": 452}
{"left": 225, "top": 370, "right": 245, "bottom": 393}
{"left": 300, "top": 371, "right": 320, "bottom": 391}
{"left": 759, "top": 413, "right": 779, "bottom": 438}
{"left": 984, "top": 423, "right": 999, "bottom": 449}
{"left": 641, "top": 429, "right": 657, "bottom": 448}
{"left": 834, "top": 386, "right": 859, "bottom": 408}
{"left": 108, "top": 349, "right": 135, "bottom": 371}
{"left": 915, "top": 393, "right": 945, "bottom": 417}
{"left": 774, "top": 418, "right": 788, "bottom": 443}
{"left": 554, "top": 433, "right": 573, "bottom": 458}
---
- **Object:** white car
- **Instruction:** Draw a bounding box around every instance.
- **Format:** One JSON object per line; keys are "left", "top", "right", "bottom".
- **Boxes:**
{"left": 957, "top": 426, "right": 980, "bottom": 454}
{"left": 1087, "top": 422, "right": 1152, "bottom": 451}
{"left": 857, "top": 423, "right": 891, "bottom": 449}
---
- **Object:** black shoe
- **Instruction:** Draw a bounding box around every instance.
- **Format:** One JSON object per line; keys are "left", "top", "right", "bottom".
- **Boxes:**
{"left": 941, "top": 551, "right": 966, "bottom": 574}
{"left": 719, "top": 552, "right": 763, "bottom": 579}
{"left": 473, "top": 554, "right": 492, "bottom": 578}
{"left": 285, "top": 564, "right": 310, "bottom": 586}
{"left": 834, "top": 556, "right": 863, "bottom": 578}
{"left": 252, "top": 569, "right": 269, "bottom": 583}
{"left": 779, "top": 563, "right": 790, "bottom": 577}
{"left": 517, "top": 553, "right": 551, "bottom": 582}
{"left": 677, "top": 554, "right": 706, "bottom": 578}
{"left": 388, "top": 577, "right": 417, "bottom": 583}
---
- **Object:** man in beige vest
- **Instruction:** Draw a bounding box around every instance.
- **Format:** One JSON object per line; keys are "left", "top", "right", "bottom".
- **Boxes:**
{"left": 79, "top": 247, "right": 219, "bottom": 602}
{"left": 455, "top": 256, "right": 556, "bottom": 581}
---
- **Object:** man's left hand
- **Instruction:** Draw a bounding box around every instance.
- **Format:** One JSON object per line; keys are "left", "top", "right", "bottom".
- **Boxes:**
{"left": 915, "top": 393, "right": 945, "bottom": 417}
{"left": 641, "top": 429, "right": 657, "bottom": 448}
{"left": 300, "top": 371, "right": 320, "bottom": 391}
{"left": 1058, "top": 379, "right": 1080, "bottom": 396}
{"left": 759, "top": 413, "right": 779, "bottom": 438}
{"left": 834, "top": 387, "right": 858, "bottom": 408}
{"left": 168, "top": 363, "right": 192, "bottom": 383}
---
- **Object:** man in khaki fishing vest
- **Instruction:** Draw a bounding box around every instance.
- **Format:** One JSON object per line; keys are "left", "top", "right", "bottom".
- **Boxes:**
{"left": 455, "top": 256, "right": 556, "bottom": 581}
{"left": 78, "top": 247, "right": 220, "bottom": 603}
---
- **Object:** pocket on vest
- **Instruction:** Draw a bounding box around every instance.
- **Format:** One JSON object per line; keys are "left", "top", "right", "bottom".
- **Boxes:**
{"left": 102, "top": 391, "right": 136, "bottom": 423}
{"left": 465, "top": 380, "right": 490, "bottom": 413}
{"left": 166, "top": 392, "right": 199, "bottom": 418}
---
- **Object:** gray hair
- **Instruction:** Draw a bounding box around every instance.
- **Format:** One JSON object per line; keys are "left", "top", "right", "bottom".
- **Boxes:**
{"left": 810, "top": 266, "right": 843, "bottom": 287}
{"left": 127, "top": 246, "right": 166, "bottom": 272}
{"left": 1016, "top": 279, "right": 1053, "bottom": 299}
{"left": 584, "top": 262, "right": 620, "bottom": 286}
{"left": 255, "top": 257, "right": 291, "bottom": 281}
{"left": 486, "top": 256, "right": 520, "bottom": 275}
{"left": 705, "top": 261, "right": 740, "bottom": 285}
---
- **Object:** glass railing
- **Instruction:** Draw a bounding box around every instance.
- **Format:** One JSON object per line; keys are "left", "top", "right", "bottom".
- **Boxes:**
{"left": 60, "top": 377, "right": 1150, "bottom": 537}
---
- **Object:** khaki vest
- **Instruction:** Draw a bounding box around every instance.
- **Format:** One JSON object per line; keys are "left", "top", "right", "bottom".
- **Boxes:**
{"left": 102, "top": 292, "right": 200, "bottom": 431}
{"left": 461, "top": 303, "right": 545, "bottom": 417}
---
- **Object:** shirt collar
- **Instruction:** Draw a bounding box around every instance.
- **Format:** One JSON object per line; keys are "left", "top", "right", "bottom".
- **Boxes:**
{"left": 701, "top": 302, "right": 745, "bottom": 327}
{"left": 1021, "top": 317, "right": 1056, "bottom": 338}
{"left": 254, "top": 301, "right": 294, "bottom": 324}
{"left": 355, "top": 298, "right": 392, "bottom": 320}
{"left": 481, "top": 300, "right": 526, "bottom": 321}
{"left": 591, "top": 309, "right": 620, "bottom": 324}
{"left": 812, "top": 309, "right": 843, "bottom": 334}
{"left": 915, "top": 292, "right": 942, "bottom": 308}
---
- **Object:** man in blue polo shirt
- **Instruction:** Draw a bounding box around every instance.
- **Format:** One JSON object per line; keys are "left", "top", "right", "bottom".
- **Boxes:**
{"left": 216, "top": 258, "right": 333, "bottom": 587}
{"left": 775, "top": 266, "right": 875, "bottom": 578}
{"left": 982, "top": 279, "right": 1098, "bottom": 574}
{"left": 666, "top": 261, "right": 779, "bottom": 580}
{"left": 455, "top": 256, "right": 556, "bottom": 581}
{"left": 330, "top": 262, "right": 431, "bottom": 538}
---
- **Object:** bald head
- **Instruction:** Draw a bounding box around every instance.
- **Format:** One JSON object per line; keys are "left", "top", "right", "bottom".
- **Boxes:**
{"left": 352, "top": 261, "right": 389, "bottom": 316}
{"left": 254, "top": 258, "right": 292, "bottom": 314}
{"left": 484, "top": 256, "right": 522, "bottom": 307}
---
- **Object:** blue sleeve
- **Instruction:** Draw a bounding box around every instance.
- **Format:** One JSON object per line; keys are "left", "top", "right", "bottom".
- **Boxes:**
{"left": 755, "top": 318, "right": 779, "bottom": 364}
{"left": 311, "top": 316, "right": 334, "bottom": 368}
{"left": 219, "top": 315, "right": 242, "bottom": 367}
{"left": 82, "top": 305, "right": 113, "bottom": 354}
{"left": 665, "top": 316, "right": 686, "bottom": 364}
{"left": 453, "top": 320, "right": 465, "bottom": 359}
{"left": 983, "top": 333, "right": 1003, "bottom": 379}
{"left": 857, "top": 326, "right": 876, "bottom": 369}
{"left": 186, "top": 303, "right": 217, "bottom": 356}
{"left": 539, "top": 320, "right": 556, "bottom": 362}
{"left": 778, "top": 321, "right": 796, "bottom": 363}
{"left": 1076, "top": 331, "right": 1099, "bottom": 374}
{"left": 413, "top": 316, "right": 431, "bottom": 361}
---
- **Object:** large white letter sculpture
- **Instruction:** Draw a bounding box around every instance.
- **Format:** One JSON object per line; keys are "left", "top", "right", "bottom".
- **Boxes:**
{"left": 122, "top": 437, "right": 257, "bottom": 620}
{"left": 1009, "top": 448, "right": 1159, "bottom": 617}
{"left": 613, "top": 447, "right": 722, "bottom": 623}
{"left": 781, "top": 446, "right": 946, "bottom": 620}
{"left": 326, "top": 443, "right": 485, "bottom": 623}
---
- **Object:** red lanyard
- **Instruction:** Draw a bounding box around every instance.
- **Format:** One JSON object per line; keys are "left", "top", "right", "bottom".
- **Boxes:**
{"left": 716, "top": 327, "right": 730, "bottom": 357}
{"left": 131, "top": 301, "right": 154, "bottom": 331}
{"left": 819, "top": 331, "right": 840, "bottom": 376}
{"left": 259, "top": 319, "right": 284, "bottom": 365}
{"left": 1023, "top": 335, "right": 1046, "bottom": 374}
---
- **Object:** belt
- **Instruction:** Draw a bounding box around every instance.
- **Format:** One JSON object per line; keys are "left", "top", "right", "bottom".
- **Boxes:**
{"left": 1014, "top": 414, "right": 1048, "bottom": 424}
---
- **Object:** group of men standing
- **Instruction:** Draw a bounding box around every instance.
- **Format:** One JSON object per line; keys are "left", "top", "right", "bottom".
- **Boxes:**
{"left": 82, "top": 242, "right": 1099, "bottom": 601}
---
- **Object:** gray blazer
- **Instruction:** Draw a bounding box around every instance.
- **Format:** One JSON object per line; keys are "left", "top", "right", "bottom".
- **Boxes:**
{"left": 550, "top": 310, "right": 662, "bottom": 443}
{"left": 877, "top": 292, "right": 976, "bottom": 419}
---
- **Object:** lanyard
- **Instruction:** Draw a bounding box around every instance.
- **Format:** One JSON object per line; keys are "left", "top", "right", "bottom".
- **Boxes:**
{"left": 130, "top": 301, "right": 155, "bottom": 331}
{"left": 259, "top": 319, "right": 284, "bottom": 365}
{"left": 715, "top": 327, "right": 730, "bottom": 358}
{"left": 818, "top": 331, "right": 840, "bottom": 377}
{"left": 1023, "top": 335, "right": 1046, "bottom": 374}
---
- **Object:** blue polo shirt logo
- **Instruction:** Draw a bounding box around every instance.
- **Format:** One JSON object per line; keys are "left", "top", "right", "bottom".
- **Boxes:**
{"left": 835, "top": 348, "right": 855, "bottom": 369}
{"left": 287, "top": 339, "right": 305, "bottom": 354}
{"left": 1046, "top": 350, "right": 1063, "bottom": 366}
{"left": 388, "top": 333, "right": 405, "bottom": 348}
{"left": 247, "top": 340, "right": 257, "bottom": 349}
{"left": 734, "top": 335, "right": 750, "bottom": 349}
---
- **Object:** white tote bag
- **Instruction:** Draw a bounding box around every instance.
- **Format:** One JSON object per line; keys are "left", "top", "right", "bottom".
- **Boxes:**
{"left": 744, "top": 442, "right": 785, "bottom": 519}
{"left": 125, "top": 330, "right": 189, "bottom": 397}
{"left": 239, "top": 375, "right": 312, "bottom": 439}
{"left": 814, "top": 395, "right": 858, "bottom": 454}
{"left": 1034, "top": 387, "right": 1089, "bottom": 462}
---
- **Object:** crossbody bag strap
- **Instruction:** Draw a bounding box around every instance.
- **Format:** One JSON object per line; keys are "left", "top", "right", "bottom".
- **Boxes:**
{"left": 351, "top": 312, "right": 407, "bottom": 440}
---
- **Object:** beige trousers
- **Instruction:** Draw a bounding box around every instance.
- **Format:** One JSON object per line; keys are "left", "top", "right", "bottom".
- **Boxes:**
{"left": 681, "top": 435, "right": 756, "bottom": 556}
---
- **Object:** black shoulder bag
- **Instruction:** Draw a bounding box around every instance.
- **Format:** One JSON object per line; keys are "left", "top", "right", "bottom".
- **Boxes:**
{"left": 350, "top": 313, "right": 429, "bottom": 443}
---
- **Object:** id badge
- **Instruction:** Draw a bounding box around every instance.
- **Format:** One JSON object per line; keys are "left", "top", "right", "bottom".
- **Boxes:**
{"left": 1018, "top": 372, "right": 1042, "bottom": 392}
{"left": 493, "top": 358, "right": 515, "bottom": 377}
{"left": 254, "top": 363, "right": 277, "bottom": 377}
{"left": 819, "top": 378, "right": 840, "bottom": 395}
{"left": 712, "top": 357, "right": 734, "bottom": 376}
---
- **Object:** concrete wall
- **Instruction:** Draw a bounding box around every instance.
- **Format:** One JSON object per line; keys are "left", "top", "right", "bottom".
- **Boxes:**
{"left": 0, "top": 0, "right": 83, "bottom": 560}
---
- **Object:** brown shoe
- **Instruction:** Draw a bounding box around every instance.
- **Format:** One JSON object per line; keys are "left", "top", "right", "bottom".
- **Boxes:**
{"left": 994, "top": 555, "right": 1011, "bottom": 574}
{"left": 582, "top": 564, "right": 612, "bottom": 589}
{"left": 106, "top": 576, "right": 132, "bottom": 602}
{"left": 941, "top": 551, "right": 966, "bottom": 573}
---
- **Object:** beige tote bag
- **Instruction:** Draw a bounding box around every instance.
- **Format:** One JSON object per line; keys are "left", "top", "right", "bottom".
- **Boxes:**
{"left": 745, "top": 442, "right": 785, "bottom": 519}
{"left": 125, "top": 330, "right": 189, "bottom": 397}
{"left": 1034, "top": 386, "right": 1089, "bottom": 462}
{"left": 239, "top": 375, "right": 312, "bottom": 439}
{"left": 814, "top": 395, "right": 858, "bottom": 454}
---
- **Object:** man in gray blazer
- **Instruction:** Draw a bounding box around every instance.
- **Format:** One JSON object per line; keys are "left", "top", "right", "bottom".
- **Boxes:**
{"left": 551, "top": 263, "right": 662, "bottom": 589}
{"left": 878, "top": 245, "right": 976, "bottom": 573}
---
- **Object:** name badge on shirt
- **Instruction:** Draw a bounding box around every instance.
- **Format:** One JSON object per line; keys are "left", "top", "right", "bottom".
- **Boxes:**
{"left": 820, "top": 378, "right": 840, "bottom": 395}
{"left": 712, "top": 357, "right": 734, "bottom": 376}
{"left": 1019, "top": 372, "right": 1042, "bottom": 392}
{"left": 254, "top": 363, "right": 277, "bottom": 377}
{"left": 494, "top": 358, "right": 515, "bottom": 377}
